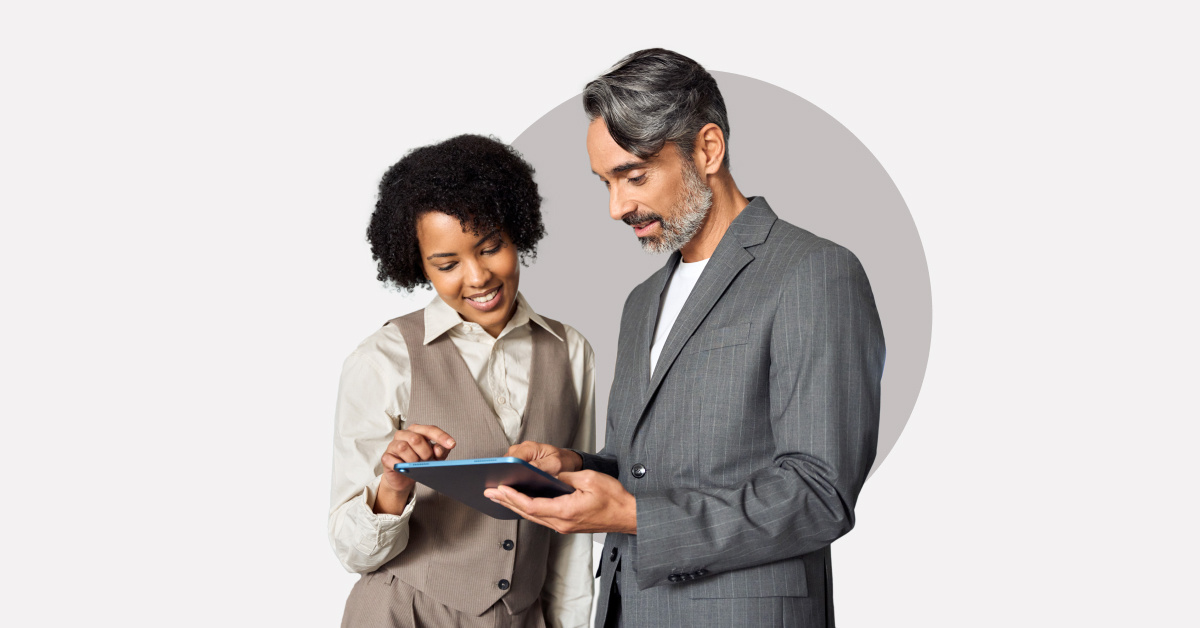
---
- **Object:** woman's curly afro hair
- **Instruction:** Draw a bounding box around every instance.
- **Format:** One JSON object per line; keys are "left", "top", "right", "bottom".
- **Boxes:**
{"left": 367, "top": 134, "right": 545, "bottom": 292}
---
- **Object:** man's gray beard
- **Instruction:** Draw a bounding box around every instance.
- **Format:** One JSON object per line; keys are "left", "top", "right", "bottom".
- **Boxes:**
{"left": 639, "top": 161, "right": 713, "bottom": 255}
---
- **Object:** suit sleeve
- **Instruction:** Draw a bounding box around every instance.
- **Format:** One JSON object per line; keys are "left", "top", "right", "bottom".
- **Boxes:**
{"left": 633, "top": 244, "right": 885, "bottom": 589}
{"left": 577, "top": 451, "right": 619, "bottom": 478}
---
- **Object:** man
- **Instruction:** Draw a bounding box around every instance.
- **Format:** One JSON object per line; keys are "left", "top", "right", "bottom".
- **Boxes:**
{"left": 486, "top": 48, "right": 885, "bottom": 627}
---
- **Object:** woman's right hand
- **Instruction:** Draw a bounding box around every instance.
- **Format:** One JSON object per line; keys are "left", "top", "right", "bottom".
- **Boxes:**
{"left": 374, "top": 424, "right": 456, "bottom": 514}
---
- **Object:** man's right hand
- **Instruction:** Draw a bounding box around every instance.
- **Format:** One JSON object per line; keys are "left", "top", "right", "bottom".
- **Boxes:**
{"left": 375, "top": 424, "right": 456, "bottom": 515}
{"left": 504, "top": 440, "right": 582, "bottom": 477}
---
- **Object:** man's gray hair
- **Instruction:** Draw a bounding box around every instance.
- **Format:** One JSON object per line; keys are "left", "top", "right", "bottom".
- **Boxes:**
{"left": 583, "top": 48, "right": 730, "bottom": 169}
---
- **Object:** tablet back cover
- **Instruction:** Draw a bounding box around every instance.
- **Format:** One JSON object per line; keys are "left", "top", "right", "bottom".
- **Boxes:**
{"left": 394, "top": 457, "right": 573, "bottom": 520}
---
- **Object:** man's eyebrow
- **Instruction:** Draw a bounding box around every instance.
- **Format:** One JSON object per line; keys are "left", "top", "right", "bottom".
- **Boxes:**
{"left": 592, "top": 160, "right": 650, "bottom": 178}
{"left": 424, "top": 229, "right": 501, "bottom": 260}
{"left": 611, "top": 160, "right": 649, "bottom": 174}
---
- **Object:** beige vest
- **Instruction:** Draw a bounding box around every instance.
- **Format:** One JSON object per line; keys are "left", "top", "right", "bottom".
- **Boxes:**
{"left": 374, "top": 310, "right": 579, "bottom": 617}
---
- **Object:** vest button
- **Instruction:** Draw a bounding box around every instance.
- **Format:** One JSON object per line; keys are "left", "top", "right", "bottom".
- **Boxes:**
{"left": 609, "top": 547, "right": 618, "bottom": 561}
{"left": 502, "top": 539, "right": 514, "bottom": 551}
{"left": 631, "top": 463, "right": 646, "bottom": 478}
{"left": 497, "top": 579, "right": 510, "bottom": 590}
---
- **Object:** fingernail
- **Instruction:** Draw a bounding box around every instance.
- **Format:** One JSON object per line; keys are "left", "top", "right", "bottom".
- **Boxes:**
{"left": 446, "top": 439, "right": 456, "bottom": 447}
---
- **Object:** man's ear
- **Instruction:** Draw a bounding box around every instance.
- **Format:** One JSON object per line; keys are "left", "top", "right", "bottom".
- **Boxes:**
{"left": 692, "top": 123, "right": 726, "bottom": 176}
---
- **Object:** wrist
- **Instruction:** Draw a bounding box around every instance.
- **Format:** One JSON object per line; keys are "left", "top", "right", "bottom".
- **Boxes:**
{"left": 623, "top": 492, "right": 638, "bottom": 535}
{"left": 373, "top": 479, "right": 413, "bottom": 515}
{"left": 563, "top": 448, "right": 585, "bottom": 473}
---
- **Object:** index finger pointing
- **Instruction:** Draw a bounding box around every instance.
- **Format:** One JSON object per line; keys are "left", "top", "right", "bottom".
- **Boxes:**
{"left": 407, "top": 424, "right": 456, "bottom": 449}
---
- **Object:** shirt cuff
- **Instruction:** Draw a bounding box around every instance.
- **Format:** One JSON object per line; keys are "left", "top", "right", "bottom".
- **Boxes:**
{"left": 334, "top": 478, "right": 416, "bottom": 572}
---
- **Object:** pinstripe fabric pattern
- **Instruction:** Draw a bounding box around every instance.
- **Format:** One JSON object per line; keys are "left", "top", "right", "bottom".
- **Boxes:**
{"left": 585, "top": 197, "right": 884, "bottom": 628}
{"left": 341, "top": 311, "right": 578, "bottom": 627}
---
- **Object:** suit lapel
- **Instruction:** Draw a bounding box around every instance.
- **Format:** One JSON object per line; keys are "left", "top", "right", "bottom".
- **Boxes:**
{"left": 614, "top": 258, "right": 675, "bottom": 445}
{"left": 642, "top": 244, "right": 751, "bottom": 405}
{"left": 633, "top": 198, "right": 777, "bottom": 428}
{"left": 639, "top": 254, "right": 679, "bottom": 386}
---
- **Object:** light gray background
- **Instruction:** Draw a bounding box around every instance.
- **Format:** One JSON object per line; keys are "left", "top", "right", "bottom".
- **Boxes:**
{"left": 2, "top": 3, "right": 1196, "bottom": 627}
{"left": 515, "top": 72, "right": 931, "bottom": 475}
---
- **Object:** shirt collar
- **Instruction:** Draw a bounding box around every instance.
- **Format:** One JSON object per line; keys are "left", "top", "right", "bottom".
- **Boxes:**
{"left": 422, "top": 291, "right": 564, "bottom": 344}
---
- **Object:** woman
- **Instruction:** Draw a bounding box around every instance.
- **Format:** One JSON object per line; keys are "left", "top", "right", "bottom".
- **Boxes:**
{"left": 328, "top": 135, "right": 595, "bottom": 627}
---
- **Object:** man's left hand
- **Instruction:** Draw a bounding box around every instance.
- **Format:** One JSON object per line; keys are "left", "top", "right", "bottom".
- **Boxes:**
{"left": 484, "top": 470, "right": 637, "bottom": 535}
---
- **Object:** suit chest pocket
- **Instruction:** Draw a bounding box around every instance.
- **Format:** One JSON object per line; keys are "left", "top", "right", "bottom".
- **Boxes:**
{"left": 680, "top": 323, "right": 751, "bottom": 355}
{"left": 664, "top": 322, "right": 770, "bottom": 460}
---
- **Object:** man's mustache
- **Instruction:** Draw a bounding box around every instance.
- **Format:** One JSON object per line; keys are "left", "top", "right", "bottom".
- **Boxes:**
{"left": 623, "top": 212, "right": 663, "bottom": 226}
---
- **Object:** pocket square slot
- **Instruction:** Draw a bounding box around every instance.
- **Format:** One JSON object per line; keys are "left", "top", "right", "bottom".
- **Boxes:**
{"left": 684, "top": 323, "right": 752, "bottom": 353}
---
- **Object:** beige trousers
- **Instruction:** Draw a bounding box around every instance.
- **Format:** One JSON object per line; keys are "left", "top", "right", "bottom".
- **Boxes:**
{"left": 341, "top": 571, "right": 546, "bottom": 628}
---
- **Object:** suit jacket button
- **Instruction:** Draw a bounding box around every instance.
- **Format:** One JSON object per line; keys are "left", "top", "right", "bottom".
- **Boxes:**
{"left": 668, "top": 574, "right": 680, "bottom": 583}
{"left": 609, "top": 547, "right": 618, "bottom": 561}
{"left": 498, "top": 579, "right": 510, "bottom": 590}
{"left": 502, "top": 540, "right": 514, "bottom": 551}
{"left": 631, "top": 463, "right": 647, "bottom": 478}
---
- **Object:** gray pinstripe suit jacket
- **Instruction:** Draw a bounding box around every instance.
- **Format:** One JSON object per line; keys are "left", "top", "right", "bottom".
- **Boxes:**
{"left": 581, "top": 197, "right": 885, "bottom": 627}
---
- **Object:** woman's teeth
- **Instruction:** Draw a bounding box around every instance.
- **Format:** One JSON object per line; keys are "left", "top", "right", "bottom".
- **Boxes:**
{"left": 469, "top": 288, "right": 499, "bottom": 303}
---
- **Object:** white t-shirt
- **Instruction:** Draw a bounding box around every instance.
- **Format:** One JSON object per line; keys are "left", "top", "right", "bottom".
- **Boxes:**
{"left": 650, "top": 257, "right": 709, "bottom": 375}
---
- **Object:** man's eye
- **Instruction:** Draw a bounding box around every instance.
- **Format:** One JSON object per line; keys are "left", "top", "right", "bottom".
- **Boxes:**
{"left": 628, "top": 175, "right": 646, "bottom": 185}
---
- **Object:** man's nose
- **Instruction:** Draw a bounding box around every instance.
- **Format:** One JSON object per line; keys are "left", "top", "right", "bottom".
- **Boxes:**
{"left": 609, "top": 186, "right": 636, "bottom": 221}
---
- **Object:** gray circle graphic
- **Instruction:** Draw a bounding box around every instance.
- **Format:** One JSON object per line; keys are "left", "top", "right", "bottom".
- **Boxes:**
{"left": 514, "top": 71, "right": 930, "bottom": 475}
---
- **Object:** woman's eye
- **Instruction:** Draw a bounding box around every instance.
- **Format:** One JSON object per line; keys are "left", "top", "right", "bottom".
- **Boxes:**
{"left": 436, "top": 262, "right": 457, "bottom": 272}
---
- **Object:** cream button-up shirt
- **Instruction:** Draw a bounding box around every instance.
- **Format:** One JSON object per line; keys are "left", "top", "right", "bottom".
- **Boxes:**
{"left": 328, "top": 293, "right": 595, "bottom": 627}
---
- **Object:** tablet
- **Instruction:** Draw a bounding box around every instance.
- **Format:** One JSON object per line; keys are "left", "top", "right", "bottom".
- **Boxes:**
{"left": 394, "top": 456, "right": 574, "bottom": 520}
